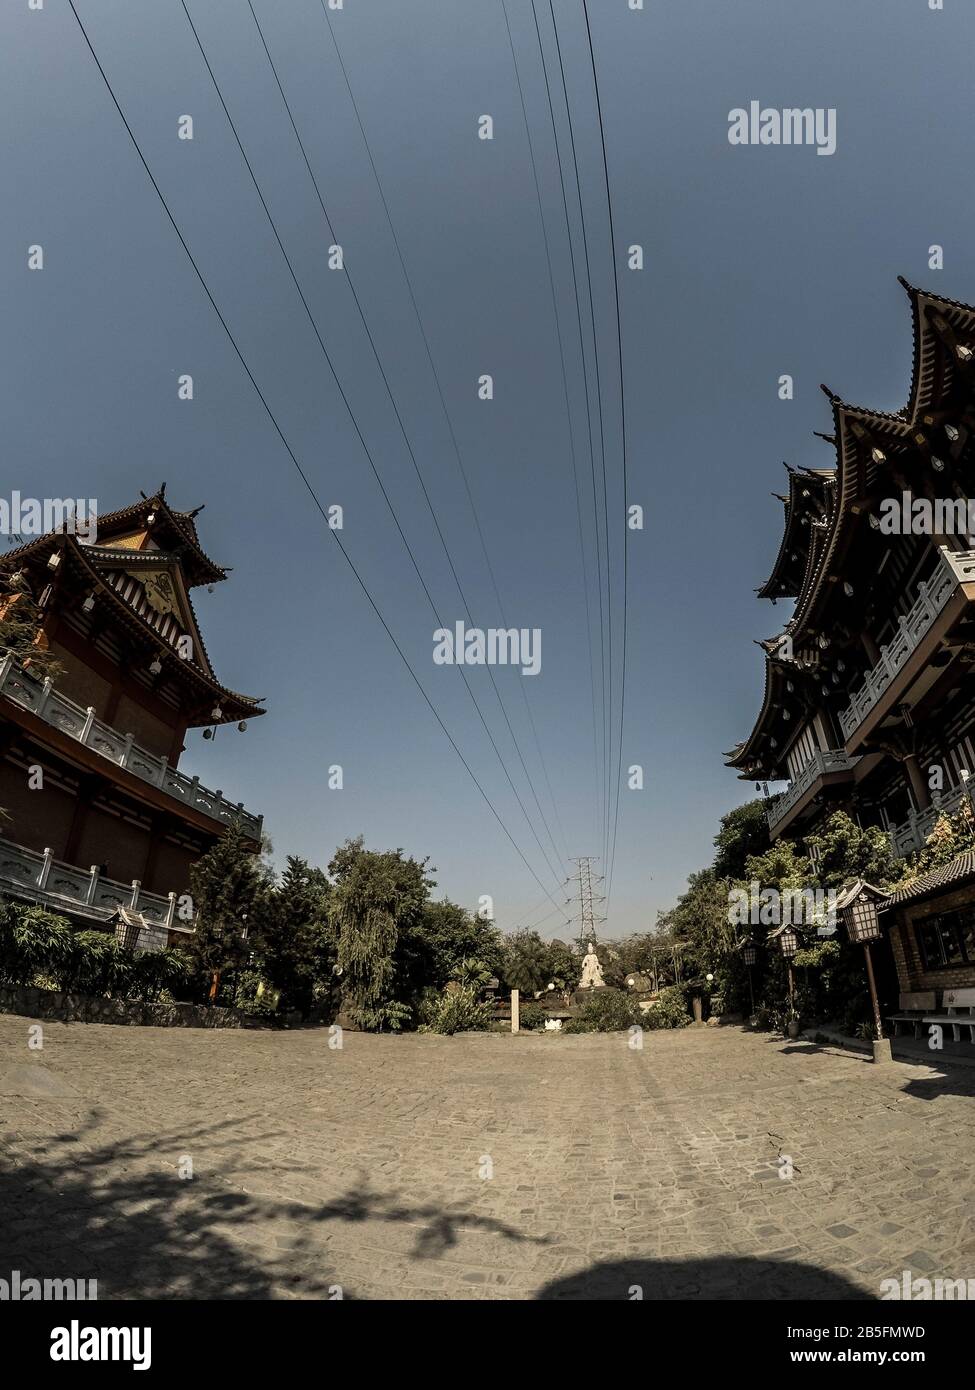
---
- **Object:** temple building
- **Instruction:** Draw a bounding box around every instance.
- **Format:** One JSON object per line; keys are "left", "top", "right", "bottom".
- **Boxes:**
{"left": 727, "top": 279, "right": 975, "bottom": 996}
{"left": 0, "top": 487, "right": 265, "bottom": 949}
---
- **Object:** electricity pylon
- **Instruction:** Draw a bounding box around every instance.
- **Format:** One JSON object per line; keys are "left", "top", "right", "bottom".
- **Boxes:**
{"left": 567, "top": 856, "right": 606, "bottom": 943}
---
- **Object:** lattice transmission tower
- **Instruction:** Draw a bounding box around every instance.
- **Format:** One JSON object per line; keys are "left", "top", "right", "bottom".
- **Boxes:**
{"left": 567, "top": 856, "right": 606, "bottom": 943}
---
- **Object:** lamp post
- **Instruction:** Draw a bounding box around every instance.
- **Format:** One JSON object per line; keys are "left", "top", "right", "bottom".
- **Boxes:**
{"left": 777, "top": 927, "right": 799, "bottom": 1035}
{"left": 742, "top": 942, "right": 757, "bottom": 1017}
{"left": 841, "top": 886, "right": 892, "bottom": 1064}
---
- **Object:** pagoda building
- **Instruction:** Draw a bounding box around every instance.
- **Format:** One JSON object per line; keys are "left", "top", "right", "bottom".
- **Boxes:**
{"left": 728, "top": 280, "right": 975, "bottom": 996}
{"left": 0, "top": 487, "right": 265, "bottom": 947}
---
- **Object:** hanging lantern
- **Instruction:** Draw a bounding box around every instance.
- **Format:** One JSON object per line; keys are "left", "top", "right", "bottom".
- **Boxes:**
{"left": 237, "top": 721, "right": 247, "bottom": 733}
{"left": 932, "top": 456, "right": 946, "bottom": 473}
{"left": 149, "top": 657, "right": 162, "bottom": 676}
{"left": 946, "top": 424, "right": 960, "bottom": 442}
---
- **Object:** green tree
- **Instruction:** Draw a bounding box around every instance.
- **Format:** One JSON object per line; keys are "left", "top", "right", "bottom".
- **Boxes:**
{"left": 329, "top": 836, "right": 431, "bottom": 1031}
{"left": 501, "top": 929, "right": 552, "bottom": 994}
{"left": 396, "top": 898, "right": 503, "bottom": 1001}
{"left": 188, "top": 821, "right": 267, "bottom": 1003}
{"left": 713, "top": 798, "right": 771, "bottom": 879}
{"left": 260, "top": 855, "right": 334, "bottom": 1016}
{"left": 802, "top": 811, "right": 904, "bottom": 890}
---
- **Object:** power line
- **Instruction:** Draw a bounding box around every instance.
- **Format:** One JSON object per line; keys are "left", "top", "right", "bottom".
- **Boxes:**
{"left": 241, "top": 0, "right": 567, "bottom": 878}
{"left": 581, "top": 0, "right": 629, "bottom": 913}
{"left": 535, "top": 0, "right": 614, "bottom": 870}
{"left": 316, "top": 0, "right": 572, "bottom": 867}
{"left": 498, "top": 0, "right": 600, "bottom": 875}
{"left": 177, "top": 0, "right": 565, "bottom": 893}
{"left": 63, "top": 0, "right": 564, "bottom": 913}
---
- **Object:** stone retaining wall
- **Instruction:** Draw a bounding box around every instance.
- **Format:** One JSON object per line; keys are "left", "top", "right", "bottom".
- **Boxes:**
{"left": 0, "top": 984, "right": 249, "bottom": 1028}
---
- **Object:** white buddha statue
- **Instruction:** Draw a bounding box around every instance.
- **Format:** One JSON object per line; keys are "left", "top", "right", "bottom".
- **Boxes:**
{"left": 579, "top": 942, "right": 606, "bottom": 990}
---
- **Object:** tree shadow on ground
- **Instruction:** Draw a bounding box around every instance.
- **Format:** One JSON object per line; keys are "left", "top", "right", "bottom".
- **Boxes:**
{"left": 0, "top": 1114, "right": 545, "bottom": 1298}
{"left": 308, "top": 1175, "right": 550, "bottom": 1261}
{"left": 537, "top": 1255, "right": 873, "bottom": 1300}
{"left": 900, "top": 1066, "right": 975, "bottom": 1102}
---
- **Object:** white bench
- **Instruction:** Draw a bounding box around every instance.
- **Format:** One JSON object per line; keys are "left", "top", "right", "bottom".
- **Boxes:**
{"left": 922, "top": 988, "right": 975, "bottom": 1044}
{"left": 888, "top": 991, "right": 937, "bottom": 1039}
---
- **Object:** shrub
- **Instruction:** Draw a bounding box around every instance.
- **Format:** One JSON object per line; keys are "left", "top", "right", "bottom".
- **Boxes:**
{"left": 575, "top": 988, "right": 644, "bottom": 1032}
{"left": 127, "top": 948, "right": 191, "bottom": 1004}
{"left": 517, "top": 1002, "right": 549, "bottom": 1031}
{"left": 0, "top": 904, "right": 74, "bottom": 987}
{"left": 49, "top": 930, "right": 132, "bottom": 995}
{"left": 561, "top": 1016, "right": 592, "bottom": 1034}
{"left": 643, "top": 984, "right": 691, "bottom": 1030}
{"left": 427, "top": 985, "right": 493, "bottom": 1035}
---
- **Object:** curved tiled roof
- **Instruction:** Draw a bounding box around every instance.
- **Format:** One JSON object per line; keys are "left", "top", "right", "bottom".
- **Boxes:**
{"left": 785, "top": 282, "right": 975, "bottom": 642}
{"left": 734, "top": 279, "right": 975, "bottom": 758}
{"left": 880, "top": 849, "right": 975, "bottom": 910}
{"left": 757, "top": 466, "right": 836, "bottom": 600}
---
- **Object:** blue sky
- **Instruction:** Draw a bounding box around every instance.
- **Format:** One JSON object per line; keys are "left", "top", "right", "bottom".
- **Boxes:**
{"left": 3, "top": 0, "right": 974, "bottom": 937}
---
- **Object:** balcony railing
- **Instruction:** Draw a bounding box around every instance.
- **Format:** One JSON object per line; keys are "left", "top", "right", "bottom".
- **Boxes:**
{"left": 888, "top": 782, "right": 973, "bottom": 858}
{"left": 0, "top": 835, "right": 186, "bottom": 929}
{"left": 765, "top": 749, "right": 857, "bottom": 832}
{"left": 0, "top": 654, "right": 262, "bottom": 840}
{"left": 839, "top": 547, "right": 975, "bottom": 743}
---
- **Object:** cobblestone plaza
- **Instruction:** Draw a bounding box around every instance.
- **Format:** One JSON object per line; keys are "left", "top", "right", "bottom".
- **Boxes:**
{"left": 2, "top": 1016, "right": 973, "bottom": 1300}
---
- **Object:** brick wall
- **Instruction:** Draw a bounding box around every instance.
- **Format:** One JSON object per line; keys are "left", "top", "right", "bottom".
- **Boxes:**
{"left": 890, "top": 881, "right": 975, "bottom": 993}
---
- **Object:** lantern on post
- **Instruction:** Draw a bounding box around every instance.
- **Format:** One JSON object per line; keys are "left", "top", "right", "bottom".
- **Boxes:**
{"left": 741, "top": 941, "right": 758, "bottom": 1016}
{"left": 835, "top": 880, "right": 892, "bottom": 1064}
{"left": 777, "top": 926, "right": 799, "bottom": 1018}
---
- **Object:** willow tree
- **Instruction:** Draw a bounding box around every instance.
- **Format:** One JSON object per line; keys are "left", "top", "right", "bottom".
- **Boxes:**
{"left": 329, "top": 837, "right": 430, "bottom": 1031}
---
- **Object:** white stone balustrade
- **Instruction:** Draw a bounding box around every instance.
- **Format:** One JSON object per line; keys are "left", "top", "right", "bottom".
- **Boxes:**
{"left": 0, "top": 654, "right": 262, "bottom": 839}
{"left": 839, "top": 548, "right": 975, "bottom": 742}
{"left": 0, "top": 835, "right": 182, "bottom": 928}
{"left": 888, "top": 782, "right": 973, "bottom": 858}
{"left": 765, "top": 749, "right": 858, "bottom": 832}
